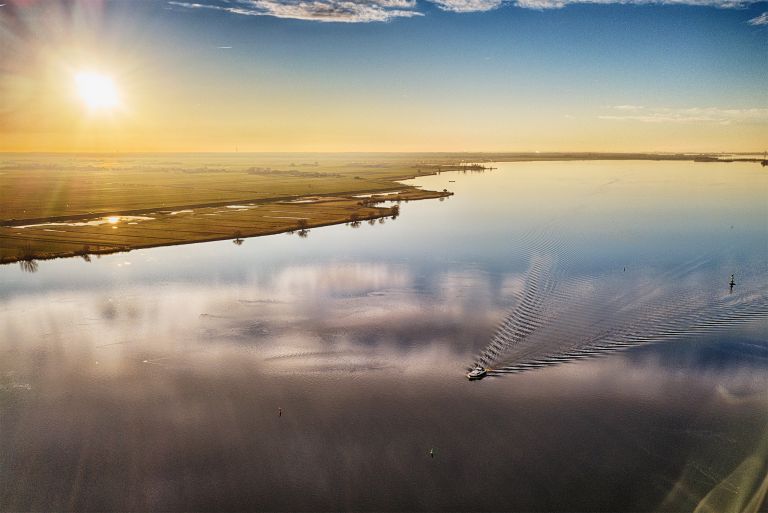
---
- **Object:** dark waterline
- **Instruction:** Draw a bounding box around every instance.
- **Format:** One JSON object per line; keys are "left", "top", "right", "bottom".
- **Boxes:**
{"left": 1, "top": 160, "right": 766, "bottom": 511}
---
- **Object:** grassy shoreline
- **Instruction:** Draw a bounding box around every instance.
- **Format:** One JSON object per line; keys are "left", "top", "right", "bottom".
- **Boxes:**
{"left": 1, "top": 186, "right": 451, "bottom": 265}
{"left": 1, "top": 203, "right": 403, "bottom": 266}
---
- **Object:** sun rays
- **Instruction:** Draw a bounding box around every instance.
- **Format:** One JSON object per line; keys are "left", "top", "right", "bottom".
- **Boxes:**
{"left": 75, "top": 71, "right": 120, "bottom": 111}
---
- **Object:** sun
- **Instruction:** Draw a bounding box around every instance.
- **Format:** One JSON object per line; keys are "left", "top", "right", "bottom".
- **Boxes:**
{"left": 75, "top": 71, "right": 120, "bottom": 111}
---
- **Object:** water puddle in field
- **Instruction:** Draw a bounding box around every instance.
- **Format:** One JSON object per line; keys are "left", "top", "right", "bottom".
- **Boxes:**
{"left": 352, "top": 190, "right": 406, "bottom": 198}
{"left": 285, "top": 197, "right": 323, "bottom": 204}
{"left": 16, "top": 215, "right": 156, "bottom": 228}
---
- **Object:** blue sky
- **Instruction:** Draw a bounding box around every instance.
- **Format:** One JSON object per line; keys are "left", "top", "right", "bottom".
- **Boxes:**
{"left": 1, "top": 0, "right": 766, "bottom": 151}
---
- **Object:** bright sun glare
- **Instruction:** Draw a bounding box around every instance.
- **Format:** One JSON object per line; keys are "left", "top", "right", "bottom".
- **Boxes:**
{"left": 75, "top": 71, "right": 119, "bottom": 110}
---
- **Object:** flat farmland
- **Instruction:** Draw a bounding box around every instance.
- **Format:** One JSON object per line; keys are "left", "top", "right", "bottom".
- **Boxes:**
{"left": 0, "top": 154, "right": 454, "bottom": 262}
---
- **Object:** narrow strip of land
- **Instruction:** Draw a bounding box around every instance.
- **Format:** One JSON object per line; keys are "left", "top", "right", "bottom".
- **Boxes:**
{"left": 0, "top": 152, "right": 460, "bottom": 263}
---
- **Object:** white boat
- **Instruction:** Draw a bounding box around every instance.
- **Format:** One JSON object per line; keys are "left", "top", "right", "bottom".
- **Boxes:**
{"left": 466, "top": 366, "right": 488, "bottom": 380}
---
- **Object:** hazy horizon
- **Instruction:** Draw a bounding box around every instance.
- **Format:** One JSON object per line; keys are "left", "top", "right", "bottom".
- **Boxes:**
{"left": 0, "top": 150, "right": 766, "bottom": 156}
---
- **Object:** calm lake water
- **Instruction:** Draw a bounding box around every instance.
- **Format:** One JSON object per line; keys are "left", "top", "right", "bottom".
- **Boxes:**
{"left": 1, "top": 160, "right": 767, "bottom": 511}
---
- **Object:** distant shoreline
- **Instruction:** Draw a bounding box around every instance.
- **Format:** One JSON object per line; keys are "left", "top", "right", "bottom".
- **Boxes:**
{"left": 0, "top": 151, "right": 764, "bottom": 157}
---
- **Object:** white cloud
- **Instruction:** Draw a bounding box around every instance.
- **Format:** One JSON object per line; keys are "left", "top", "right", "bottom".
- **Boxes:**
{"left": 168, "top": 0, "right": 423, "bottom": 23}
{"left": 748, "top": 12, "right": 768, "bottom": 25}
{"left": 599, "top": 105, "right": 768, "bottom": 124}
{"left": 430, "top": 0, "right": 504, "bottom": 12}
{"left": 169, "top": 0, "right": 766, "bottom": 21}
{"left": 515, "top": 0, "right": 749, "bottom": 8}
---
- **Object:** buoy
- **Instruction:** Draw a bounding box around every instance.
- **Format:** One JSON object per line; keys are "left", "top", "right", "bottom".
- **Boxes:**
{"left": 429, "top": 448, "right": 434, "bottom": 458}
{"left": 278, "top": 407, "right": 282, "bottom": 417}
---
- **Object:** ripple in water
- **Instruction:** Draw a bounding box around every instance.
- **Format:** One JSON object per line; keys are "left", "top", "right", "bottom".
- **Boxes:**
{"left": 473, "top": 229, "right": 768, "bottom": 376}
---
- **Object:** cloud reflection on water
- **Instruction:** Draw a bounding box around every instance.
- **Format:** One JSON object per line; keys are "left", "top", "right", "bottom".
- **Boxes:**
{"left": 1, "top": 314, "right": 766, "bottom": 511}
{"left": 2, "top": 261, "right": 766, "bottom": 512}
{"left": 1, "top": 160, "right": 767, "bottom": 511}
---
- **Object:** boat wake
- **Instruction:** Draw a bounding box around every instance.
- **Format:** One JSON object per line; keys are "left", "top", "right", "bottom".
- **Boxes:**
{"left": 470, "top": 233, "right": 768, "bottom": 377}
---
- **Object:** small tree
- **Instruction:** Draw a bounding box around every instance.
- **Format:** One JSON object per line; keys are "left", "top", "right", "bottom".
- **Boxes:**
{"left": 18, "top": 245, "right": 38, "bottom": 273}
{"left": 20, "top": 260, "right": 38, "bottom": 273}
{"left": 76, "top": 245, "right": 92, "bottom": 262}
{"left": 18, "top": 243, "right": 35, "bottom": 261}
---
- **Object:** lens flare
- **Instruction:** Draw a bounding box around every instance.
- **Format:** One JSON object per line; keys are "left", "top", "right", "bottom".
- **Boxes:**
{"left": 75, "top": 72, "right": 119, "bottom": 111}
